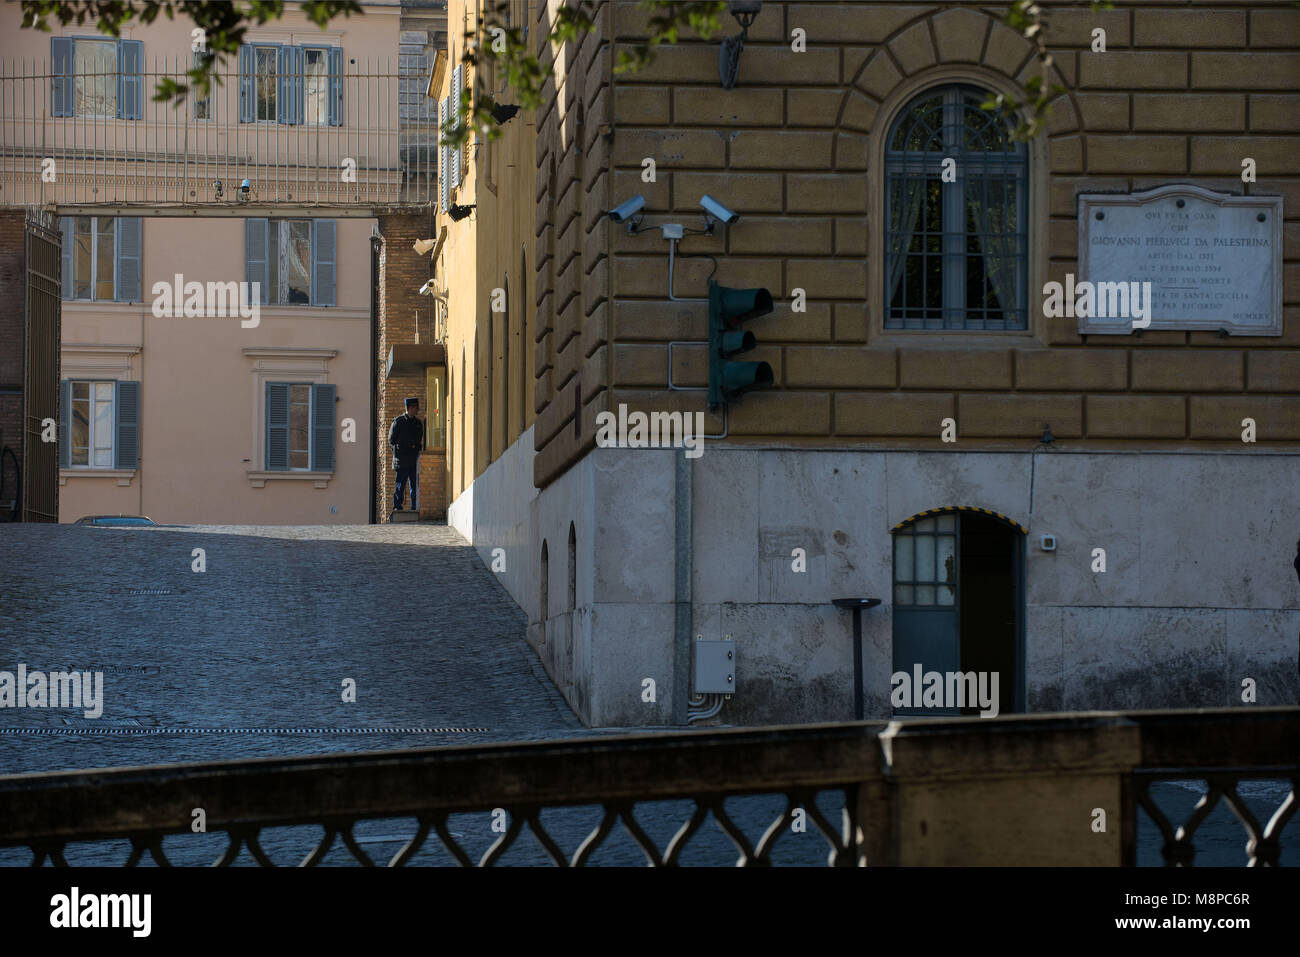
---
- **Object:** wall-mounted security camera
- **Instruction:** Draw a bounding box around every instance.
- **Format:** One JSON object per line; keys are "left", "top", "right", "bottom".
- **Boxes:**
{"left": 419, "top": 279, "right": 436, "bottom": 296}
{"left": 699, "top": 194, "right": 739, "bottom": 226}
{"left": 607, "top": 195, "right": 646, "bottom": 224}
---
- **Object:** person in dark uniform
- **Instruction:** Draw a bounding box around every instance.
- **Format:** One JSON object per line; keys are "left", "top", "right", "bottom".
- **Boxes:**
{"left": 389, "top": 397, "right": 424, "bottom": 513}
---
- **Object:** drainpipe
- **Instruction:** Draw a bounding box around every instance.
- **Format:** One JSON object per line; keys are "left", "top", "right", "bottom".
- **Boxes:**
{"left": 673, "top": 447, "right": 692, "bottom": 726}
{"left": 368, "top": 228, "right": 383, "bottom": 525}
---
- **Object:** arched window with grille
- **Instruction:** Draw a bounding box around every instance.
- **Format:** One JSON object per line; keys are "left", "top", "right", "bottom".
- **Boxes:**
{"left": 885, "top": 84, "right": 1028, "bottom": 331}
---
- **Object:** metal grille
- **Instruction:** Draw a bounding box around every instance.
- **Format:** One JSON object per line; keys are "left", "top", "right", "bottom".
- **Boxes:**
{"left": 884, "top": 84, "right": 1028, "bottom": 331}
{"left": 21, "top": 211, "right": 60, "bottom": 522}
{"left": 0, "top": 57, "right": 435, "bottom": 209}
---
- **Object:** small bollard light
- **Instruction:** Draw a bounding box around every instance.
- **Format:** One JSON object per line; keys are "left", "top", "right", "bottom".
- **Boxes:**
{"left": 833, "top": 597, "right": 882, "bottom": 721}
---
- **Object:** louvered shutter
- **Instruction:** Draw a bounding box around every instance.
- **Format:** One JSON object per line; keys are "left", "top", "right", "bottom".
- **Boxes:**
{"left": 311, "top": 219, "right": 336, "bottom": 306}
{"left": 278, "top": 44, "right": 302, "bottom": 125}
{"left": 116, "top": 39, "right": 143, "bottom": 120}
{"left": 115, "top": 380, "right": 140, "bottom": 469}
{"left": 51, "top": 38, "right": 74, "bottom": 117}
{"left": 439, "top": 98, "right": 449, "bottom": 213}
{"left": 115, "top": 217, "right": 141, "bottom": 302}
{"left": 328, "top": 47, "right": 343, "bottom": 126}
{"left": 238, "top": 45, "right": 255, "bottom": 123}
{"left": 265, "top": 383, "right": 290, "bottom": 470}
{"left": 58, "top": 380, "right": 71, "bottom": 468}
{"left": 311, "top": 384, "right": 336, "bottom": 472}
{"left": 60, "top": 216, "right": 73, "bottom": 299}
{"left": 450, "top": 65, "right": 462, "bottom": 188}
{"left": 246, "top": 218, "right": 269, "bottom": 305}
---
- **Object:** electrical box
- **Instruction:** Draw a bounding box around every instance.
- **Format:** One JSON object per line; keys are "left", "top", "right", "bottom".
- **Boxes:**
{"left": 693, "top": 639, "right": 736, "bottom": 694}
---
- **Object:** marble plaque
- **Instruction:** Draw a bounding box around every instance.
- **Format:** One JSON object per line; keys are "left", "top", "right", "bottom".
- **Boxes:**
{"left": 1077, "top": 185, "right": 1282, "bottom": 335}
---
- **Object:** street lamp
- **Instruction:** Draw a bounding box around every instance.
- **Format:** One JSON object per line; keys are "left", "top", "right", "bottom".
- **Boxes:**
{"left": 719, "top": 1, "right": 762, "bottom": 89}
{"left": 832, "top": 597, "right": 882, "bottom": 721}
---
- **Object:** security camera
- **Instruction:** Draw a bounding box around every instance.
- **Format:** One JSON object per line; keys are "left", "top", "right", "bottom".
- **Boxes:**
{"left": 607, "top": 195, "right": 646, "bottom": 224}
{"left": 419, "top": 279, "right": 436, "bottom": 296}
{"left": 699, "top": 194, "right": 739, "bottom": 225}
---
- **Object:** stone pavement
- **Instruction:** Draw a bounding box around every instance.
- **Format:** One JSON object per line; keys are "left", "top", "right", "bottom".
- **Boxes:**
{"left": 0, "top": 522, "right": 597, "bottom": 776}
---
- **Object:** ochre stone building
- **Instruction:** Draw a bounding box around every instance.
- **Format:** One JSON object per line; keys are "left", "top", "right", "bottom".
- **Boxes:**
{"left": 433, "top": 1, "right": 1299, "bottom": 726}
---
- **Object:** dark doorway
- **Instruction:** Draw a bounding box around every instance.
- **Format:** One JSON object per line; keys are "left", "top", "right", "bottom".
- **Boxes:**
{"left": 957, "top": 513, "right": 1019, "bottom": 717}
{"left": 891, "top": 509, "right": 1023, "bottom": 717}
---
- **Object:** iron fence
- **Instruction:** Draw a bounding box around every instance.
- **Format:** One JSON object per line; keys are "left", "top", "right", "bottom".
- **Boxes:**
{"left": 0, "top": 57, "right": 435, "bottom": 209}
{"left": 0, "top": 710, "right": 1295, "bottom": 866}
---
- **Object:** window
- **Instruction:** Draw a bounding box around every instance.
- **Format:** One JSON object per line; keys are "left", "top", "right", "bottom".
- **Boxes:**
{"left": 893, "top": 514, "right": 957, "bottom": 607}
{"left": 885, "top": 84, "right": 1027, "bottom": 331}
{"left": 59, "top": 380, "right": 139, "bottom": 470}
{"left": 239, "top": 43, "right": 341, "bottom": 125}
{"left": 50, "top": 37, "right": 142, "bottom": 119}
{"left": 60, "top": 216, "right": 142, "bottom": 302}
{"left": 265, "top": 382, "right": 336, "bottom": 471}
{"left": 425, "top": 368, "right": 446, "bottom": 448}
{"left": 245, "top": 219, "right": 335, "bottom": 306}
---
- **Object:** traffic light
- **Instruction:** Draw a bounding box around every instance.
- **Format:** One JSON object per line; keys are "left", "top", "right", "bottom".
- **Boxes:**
{"left": 707, "top": 279, "right": 774, "bottom": 409}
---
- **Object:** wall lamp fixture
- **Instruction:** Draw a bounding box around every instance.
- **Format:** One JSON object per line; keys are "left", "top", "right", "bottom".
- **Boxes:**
{"left": 719, "top": 1, "right": 762, "bottom": 89}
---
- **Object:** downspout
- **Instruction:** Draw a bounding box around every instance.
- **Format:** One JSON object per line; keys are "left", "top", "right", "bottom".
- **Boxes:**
{"left": 672, "top": 447, "right": 692, "bottom": 726}
{"left": 369, "top": 229, "right": 383, "bottom": 525}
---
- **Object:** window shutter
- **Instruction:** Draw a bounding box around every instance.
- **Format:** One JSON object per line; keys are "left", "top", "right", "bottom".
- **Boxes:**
{"left": 58, "top": 379, "right": 71, "bottom": 468}
{"left": 311, "top": 219, "right": 336, "bottom": 306}
{"left": 51, "top": 38, "right": 74, "bottom": 117}
{"left": 115, "top": 380, "right": 140, "bottom": 470}
{"left": 238, "top": 45, "right": 255, "bottom": 123}
{"left": 277, "top": 44, "right": 302, "bottom": 125}
{"left": 311, "top": 383, "right": 336, "bottom": 472}
{"left": 115, "top": 217, "right": 141, "bottom": 301}
{"left": 450, "top": 66, "right": 462, "bottom": 188}
{"left": 60, "top": 216, "right": 73, "bottom": 299}
{"left": 246, "top": 218, "right": 269, "bottom": 305}
{"left": 116, "top": 39, "right": 143, "bottom": 120}
{"left": 328, "top": 47, "right": 343, "bottom": 126}
{"left": 265, "top": 383, "right": 290, "bottom": 470}
{"left": 439, "top": 98, "right": 449, "bottom": 213}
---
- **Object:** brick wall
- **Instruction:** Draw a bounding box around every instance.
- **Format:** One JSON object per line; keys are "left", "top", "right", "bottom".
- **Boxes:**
{"left": 377, "top": 211, "right": 449, "bottom": 519}
{"left": 528, "top": 1, "right": 1300, "bottom": 490}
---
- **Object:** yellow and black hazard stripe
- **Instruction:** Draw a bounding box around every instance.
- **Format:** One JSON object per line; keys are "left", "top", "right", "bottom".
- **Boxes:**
{"left": 891, "top": 506, "right": 1027, "bottom": 534}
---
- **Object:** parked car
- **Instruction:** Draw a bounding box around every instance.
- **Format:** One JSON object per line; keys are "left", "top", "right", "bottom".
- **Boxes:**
{"left": 74, "top": 515, "right": 157, "bottom": 527}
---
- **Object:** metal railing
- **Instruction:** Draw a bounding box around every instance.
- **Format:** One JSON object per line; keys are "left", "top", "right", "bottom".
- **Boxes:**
{"left": 0, "top": 58, "right": 436, "bottom": 210}
{"left": 0, "top": 709, "right": 1295, "bottom": 866}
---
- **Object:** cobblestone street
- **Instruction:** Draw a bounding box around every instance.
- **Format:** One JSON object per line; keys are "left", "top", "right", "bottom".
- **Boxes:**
{"left": 0, "top": 522, "right": 591, "bottom": 775}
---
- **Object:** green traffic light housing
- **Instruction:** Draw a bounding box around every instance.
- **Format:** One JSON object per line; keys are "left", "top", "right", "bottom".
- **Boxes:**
{"left": 708, "top": 279, "right": 774, "bottom": 409}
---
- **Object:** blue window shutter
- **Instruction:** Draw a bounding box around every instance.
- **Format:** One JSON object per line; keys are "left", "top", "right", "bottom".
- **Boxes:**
{"left": 265, "top": 383, "right": 290, "bottom": 470}
{"left": 328, "top": 47, "right": 343, "bottom": 126}
{"left": 51, "top": 38, "right": 74, "bottom": 117}
{"left": 117, "top": 39, "right": 143, "bottom": 120}
{"left": 115, "top": 217, "right": 141, "bottom": 301}
{"left": 311, "top": 384, "right": 336, "bottom": 471}
{"left": 311, "top": 219, "right": 336, "bottom": 306}
{"left": 114, "top": 380, "right": 140, "bottom": 470}
{"left": 277, "top": 44, "right": 302, "bottom": 125}
{"left": 439, "top": 98, "right": 449, "bottom": 213}
{"left": 60, "top": 216, "right": 74, "bottom": 299}
{"left": 246, "top": 218, "right": 269, "bottom": 305}
{"left": 59, "top": 379, "right": 71, "bottom": 468}
{"left": 450, "top": 66, "right": 462, "bottom": 188}
{"left": 238, "top": 45, "right": 255, "bottom": 123}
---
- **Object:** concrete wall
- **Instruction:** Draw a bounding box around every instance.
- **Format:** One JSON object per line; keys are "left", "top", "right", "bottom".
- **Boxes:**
{"left": 494, "top": 445, "right": 1299, "bottom": 727}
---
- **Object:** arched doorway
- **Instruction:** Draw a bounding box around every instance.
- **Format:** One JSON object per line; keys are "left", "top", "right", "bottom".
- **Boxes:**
{"left": 891, "top": 507, "right": 1025, "bottom": 717}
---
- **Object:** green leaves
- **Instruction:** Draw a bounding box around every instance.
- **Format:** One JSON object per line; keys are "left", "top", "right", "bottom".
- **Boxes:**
{"left": 20, "top": 0, "right": 362, "bottom": 104}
